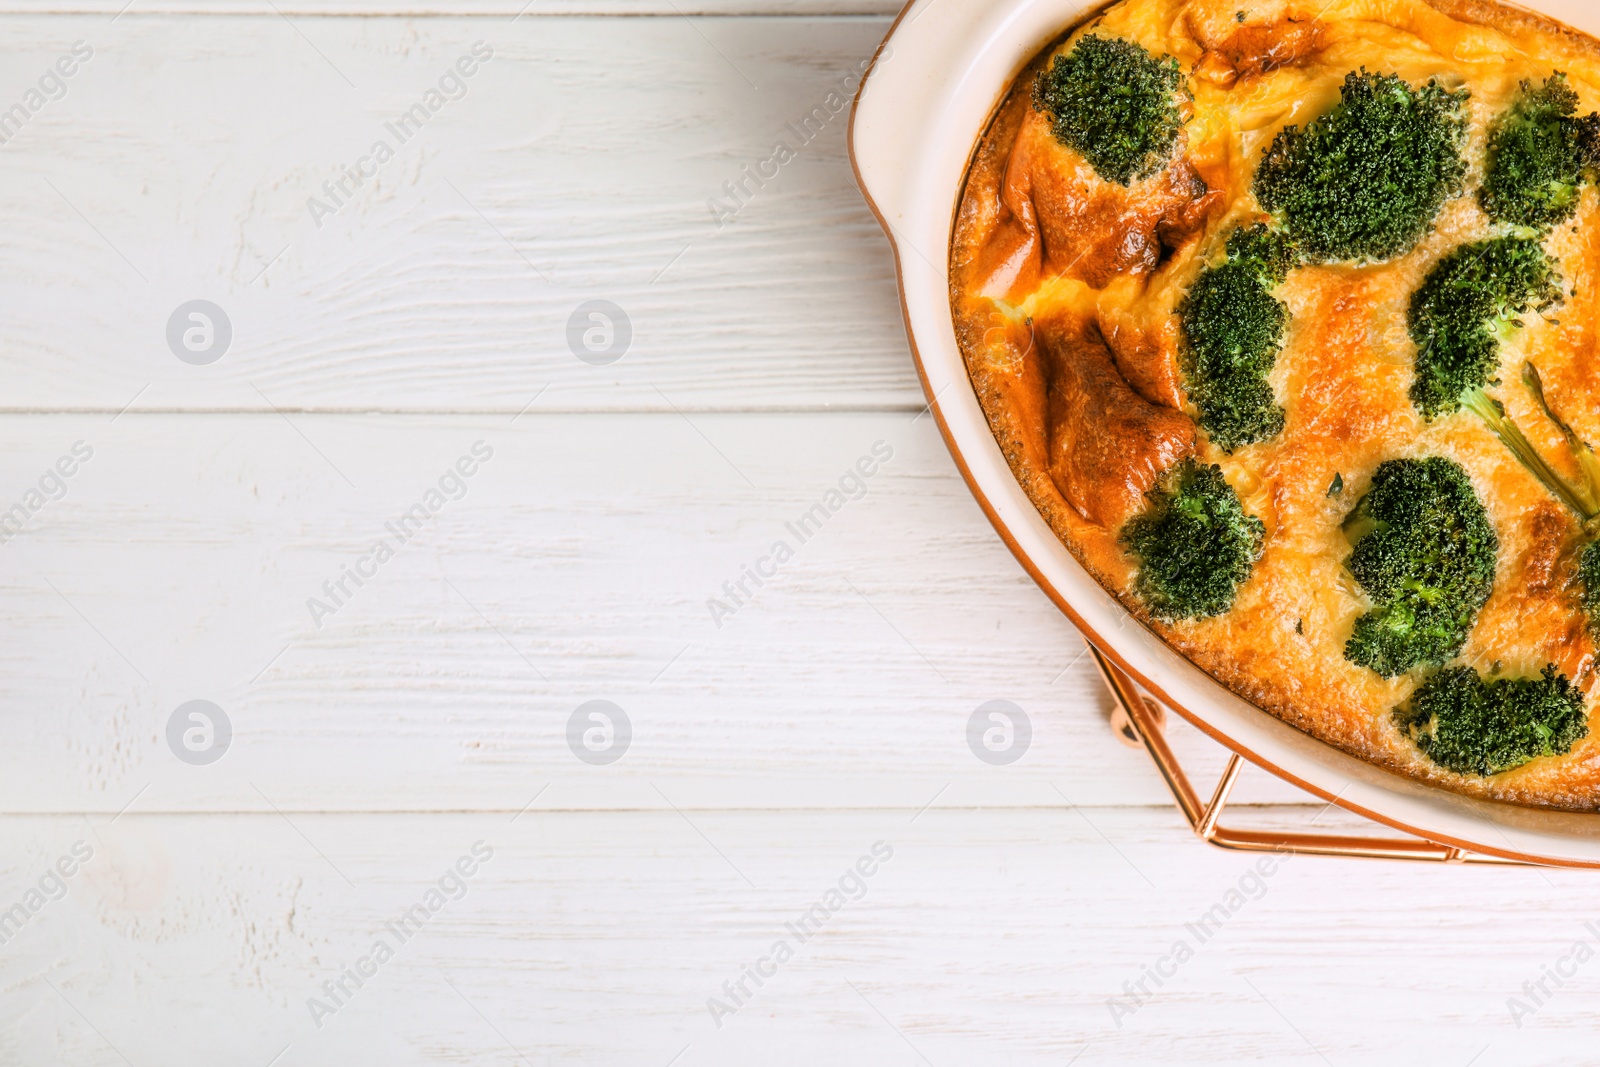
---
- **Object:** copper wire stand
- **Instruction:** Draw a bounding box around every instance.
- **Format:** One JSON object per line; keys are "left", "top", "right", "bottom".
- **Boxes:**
{"left": 1088, "top": 645, "right": 1529, "bottom": 864}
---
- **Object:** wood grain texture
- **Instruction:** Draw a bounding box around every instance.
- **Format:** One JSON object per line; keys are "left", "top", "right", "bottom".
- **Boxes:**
{"left": 1, "top": 809, "right": 1591, "bottom": 1066}
{"left": 0, "top": 410, "right": 1311, "bottom": 812}
{"left": 0, "top": 15, "right": 916, "bottom": 413}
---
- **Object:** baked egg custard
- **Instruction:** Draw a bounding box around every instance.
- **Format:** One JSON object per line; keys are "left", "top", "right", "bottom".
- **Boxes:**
{"left": 950, "top": 0, "right": 1600, "bottom": 809}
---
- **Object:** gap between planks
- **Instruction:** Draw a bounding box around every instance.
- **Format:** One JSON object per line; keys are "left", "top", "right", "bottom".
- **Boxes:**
{"left": 0, "top": 4, "right": 906, "bottom": 15}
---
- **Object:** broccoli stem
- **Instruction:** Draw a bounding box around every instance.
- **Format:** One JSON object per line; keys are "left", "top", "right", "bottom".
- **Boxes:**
{"left": 1468, "top": 362, "right": 1600, "bottom": 649}
{"left": 1461, "top": 364, "right": 1600, "bottom": 525}
{"left": 1523, "top": 363, "right": 1600, "bottom": 522}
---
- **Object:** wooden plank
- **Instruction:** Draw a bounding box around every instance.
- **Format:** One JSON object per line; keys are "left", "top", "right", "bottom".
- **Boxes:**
{"left": 0, "top": 1, "right": 905, "bottom": 14}
{"left": 0, "top": 410, "right": 1311, "bottom": 813}
{"left": 1, "top": 808, "right": 1587, "bottom": 1064}
{"left": 0, "top": 15, "right": 916, "bottom": 414}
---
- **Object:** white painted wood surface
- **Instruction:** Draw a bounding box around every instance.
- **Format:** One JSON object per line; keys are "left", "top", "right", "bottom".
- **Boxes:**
{"left": 0, "top": 6, "right": 1586, "bottom": 1066}
{"left": 0, "top": 15, "right": 913, "bottom": 412}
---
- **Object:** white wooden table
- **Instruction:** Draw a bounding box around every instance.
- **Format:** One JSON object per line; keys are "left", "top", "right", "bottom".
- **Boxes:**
{"left": 0, "top": 3, "right": 1594, "bottom": 1063}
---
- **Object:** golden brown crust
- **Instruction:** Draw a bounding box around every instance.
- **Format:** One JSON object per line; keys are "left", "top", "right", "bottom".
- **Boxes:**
{"left": 950, "top": 0, "right": 1600, "bottom": 811}
{"left": 1038, "top": 314, "right": 1197, "bottom": 526}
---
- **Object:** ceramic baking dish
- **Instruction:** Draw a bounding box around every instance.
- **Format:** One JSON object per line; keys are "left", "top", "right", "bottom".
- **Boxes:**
{"left": 849, "top": 0, "right": 1600, "bottom": 865}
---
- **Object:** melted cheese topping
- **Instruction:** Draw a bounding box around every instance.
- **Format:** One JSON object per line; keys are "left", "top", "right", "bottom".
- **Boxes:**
{"left": 950, "top": 0, "right": 1600, "bottom": 809}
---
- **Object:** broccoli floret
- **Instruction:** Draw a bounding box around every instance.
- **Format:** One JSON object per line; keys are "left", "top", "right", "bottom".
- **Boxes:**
{"left": 1121, "top": 460, "right": 1265, "bottom": 621}
{"left": 1407, "top": 236, "right": 1563, "bottom": 419}
{"left": 1481, "top": 73, "right": 1600, "bottom": 231}
{"left": 1178, "top": 225, "right": 1295, "bottom": 451}
{"left": 1342, "top": 457, "right": 1498, "bottom": 677}
{"left": 1253, "top": 71, "right": 1468, "bottom": 263}
{"left": 1579, "top": 540, "right": 1600, "bottom": 644}
{"left": 1032, "top": 35, "right": 1187, "bottom": 186}
{"left": 1223, "top": 223, "right": 1296, "bottom": 283}
{"left": 1396, "top": 664, "right": 1587, "bottom": 776}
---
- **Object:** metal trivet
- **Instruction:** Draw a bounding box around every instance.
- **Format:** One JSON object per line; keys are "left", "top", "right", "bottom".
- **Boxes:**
{"left": 1089, "top": 645, "right": 1528, "bottom": 864}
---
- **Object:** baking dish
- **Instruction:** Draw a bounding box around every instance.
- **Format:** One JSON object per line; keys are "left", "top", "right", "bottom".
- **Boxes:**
{"left": 849, "top": 0, "right": 1600, "bottom": 865}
